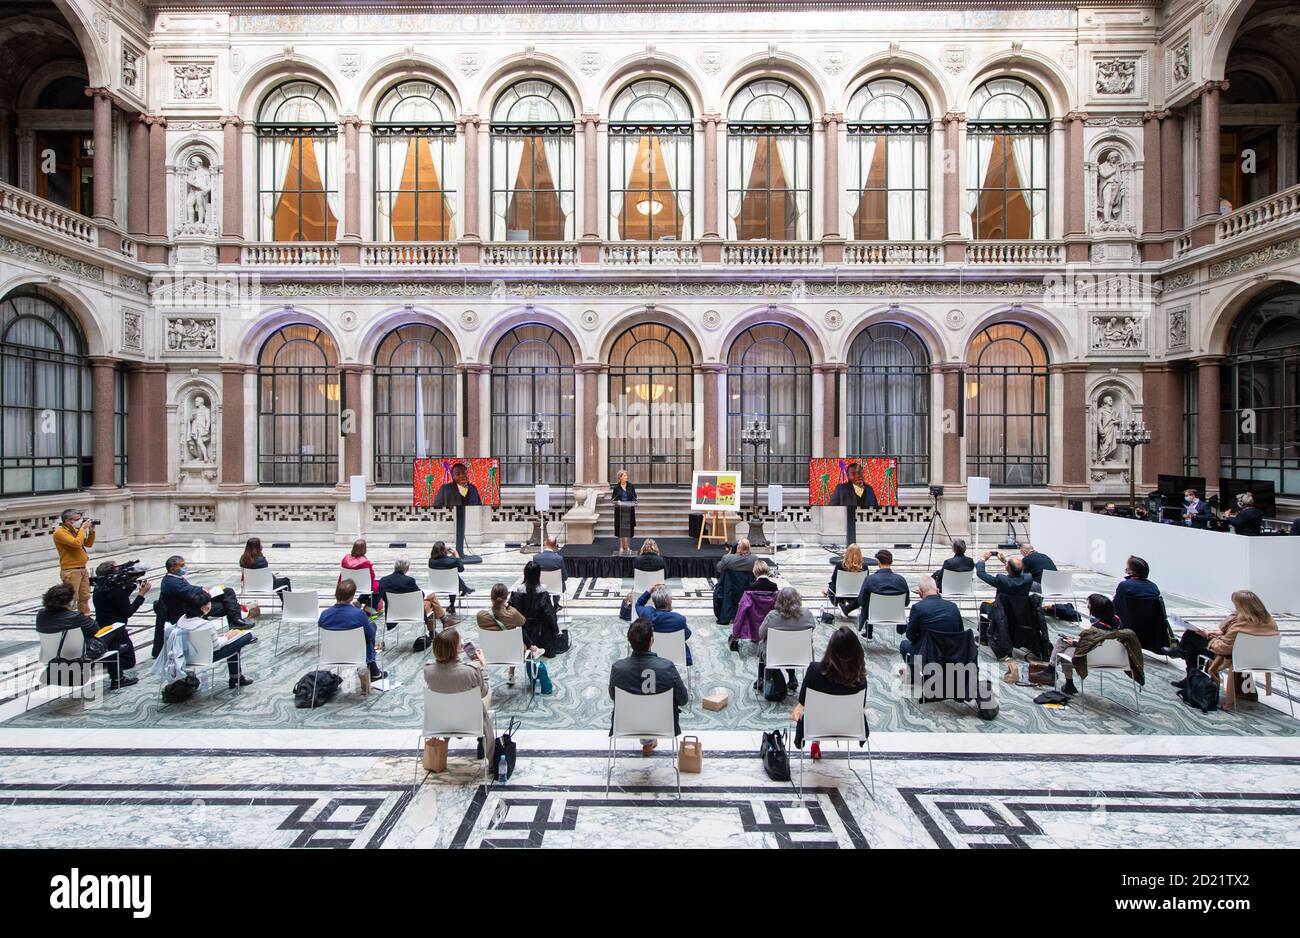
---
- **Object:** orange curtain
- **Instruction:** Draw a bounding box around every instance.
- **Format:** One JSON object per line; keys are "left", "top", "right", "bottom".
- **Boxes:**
{"left": 391, "top": 137, "right": 455, "bottom": 241}
{"left": 273, "top": 137, "right": 338, "bottom": 242}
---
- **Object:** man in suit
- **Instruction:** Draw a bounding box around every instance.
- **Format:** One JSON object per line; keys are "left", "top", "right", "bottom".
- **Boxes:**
{"left": 609, "top": 617, "right": 689, "bottom": 756}
{"left": 932, "top": 538, "right": 975, "bottom": 590}
{"left": 1013, "top": 543, "right": 1057, "bottom": 585}
{"left": 159, "top": 554, "right": 251, "bottom": 630}
{"left": 900, "top": 576, "right": 964, "bottom": 661}
{"left": 975, "top": 551, "right": 1035, "bottom": 598}
{"left": 376, "top": 556, "right": 453, "bottom": 634}
{"left": 857, "top": 548, "right": 910, "bottom": 639}
{"left": 535, "top": 535, "right": 566, "bottom": 587}
{"left": 716, "top": 538, "right": 758, "bottom": 576}
{"left": 1224, "top": 493, "right": 1265, "bottom": 536}
{"left": 1113, "top": 555, "right": 1163, "bottom": 628}
{"left": 635, "top": 584, "right": 692, "bottom": 665}
{"left": 829, "top": 461, "right": 879, "bottom": 509}
{"left": 433, "top": 462, "right": 483, "bottom": 508}
{"left": 1182, "top": 488, "right": 1211, "bottom": 528}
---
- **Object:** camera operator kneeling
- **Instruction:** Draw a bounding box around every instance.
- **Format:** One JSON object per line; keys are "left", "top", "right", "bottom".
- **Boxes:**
{"left": 36, "top": 582, "right": 137, "bottom": 690}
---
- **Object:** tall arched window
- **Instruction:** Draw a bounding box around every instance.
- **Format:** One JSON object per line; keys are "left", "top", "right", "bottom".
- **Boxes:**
{"left": 491, "top": 325, "right": 575, "bottom": 485}
{"left": 608, "top": 80, "right": 693, "bottom": 241}
{"left": 0, "top": 290, "right": 90, "bottom": 496}
{"left": 257, "top": 324, "right": 339, "bottom": 485}
{"left": 726, "top": 80, "right": 812, "bottom": 241}
{"left": 965, "top": 78, "right": 1049, "bottom": 240}
{"left": 1221, "top": 286, "right": 1300, "bottom": 495}
{"left": 847, "top": 323, "right": 931, "bottom": 485}
{"left": 846, "top": 79, "right": 930, "bottom": 241}
{"left": 966, "top": 323, "right": 1049, "bottom": 486}
{"left": 373, "top": 324, "right": 458, "bottom": 486}
{"left": 373, "top": 81, "right": 457, "bottom": 242}
{"left": 490, "top": 80, "right": 575, "bottom": 241}
{"left": 257, "top": 81, "right": 340, "bottom": 241}
{"left": 607, "top": 324, "right": 695, "bottom": 486}
{"left": 727, "top": 324, "right": 812, "bottom": 485}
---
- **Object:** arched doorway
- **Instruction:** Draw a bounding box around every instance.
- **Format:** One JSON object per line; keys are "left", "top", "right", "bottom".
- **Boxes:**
{"left": 607, "top": 323, "right": 695, "bottom": 486}
{"left": 256, "top": 324, "right": 339, "bottom": 485}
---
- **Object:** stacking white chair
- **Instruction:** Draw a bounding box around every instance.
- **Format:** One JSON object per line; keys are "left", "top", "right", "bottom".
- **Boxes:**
{"left": 428, "top": 568, "right": 461, "bottom": 610}
{"left": 275, "top": 590, "right": 320, "bottom": 655}
{"left": 26, "top": 628, "right": 120, "bottom": 711}
{"left": 339, "top": 567, "right": 373, "bottom": 600}
{"left": 653, "top": 629, "right": 690, "bottom": 695}
{"left": 607, "top": 687, "right": 680, "bottom": 797}
{"left": 415, "top": 687, "right": 490, "bottom": 792}
{"left": 1039, "top": 570, "right": 1077, "bottom": 613}
{"left": 798, "top": 687, "right": 873, "bottom": 798}
{"left": 827, "top": 569, "right": 866, "bottom": 618}
{"left": 1226, "top": 633, "right": 1293, "bottom": 716}
{"left": 540, "top": 568, "right": 569, "bottom": 625}
{"left": 240, "top": 566, "right": 287, "bottom": 607}
{"left": 477, "top": 627, "right": 531, "bottom": 695}
{"left": 633, "top": 568, "right": 663, "bottom": 595}
{"left": 382, "top": 590, "right": 426, "bottom": 654}
{"left": 863, "top": 592, "right": 908, "bottom": 646}
{"left": 762, "top": 627, "right": 815, "bottom": 693}
{"left": 184, "top": 628, "right": 240, "bottom": 697}
{"left": 317, "top": 626, "right": 368, "bottom": 693}
{"left": 1071, "top": 638, "right": 1140, "bottom": 712}
{"left": 940, "top": 568, "right": 977, "bottom": 609}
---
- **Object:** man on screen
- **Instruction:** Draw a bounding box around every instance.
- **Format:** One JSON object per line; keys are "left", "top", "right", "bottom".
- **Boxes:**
{"left": 828, "top": 461, "right": 879, "bottom": 509}
{"left": 433, "top": 462, "right": 483, "bottom": 508}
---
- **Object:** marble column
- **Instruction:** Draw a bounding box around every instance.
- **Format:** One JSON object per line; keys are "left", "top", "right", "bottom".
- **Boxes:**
{"left": 85, "top": 87, "right": 114, "bottom": 226}
{"left": 458, "top": 115, "right": 481, "bottom": 260}
{"left": 579, "top": 113, "right": 601, "bottom": 262}
{"left": 1195, "top": 356, "right": 1223, "bottom": 489}
{"left": 937, "top": 363, "right": 964, "bottom": 485}
{"left": 821, "top": 112, "right": 844, "bottom": 261}
{"left": 220, "top": 364, "right": 250, "bottom": 488}
{"left": 341, "top": 365, "right": 366, "bottom": 483}
{"left": 127, "top": 364, "right": 168, "bottom": 487}
{"left": 1141, "top": 112, "right": 1163, "bottom": 237}
{"left": 1198, "top": 82, "right": 1226, "bottom": 222}
{"left": 1140, "top": 362, "right": 1184, "bottom": 487}
{"left": 127, "top": 115, "right": 149, "bottom": 237}
{"left": 1065, "top": 111, "right": 1088, "bottom": 261}
{"left": 1161, "top": 110, "right": 1184, "bottom": 235}
{"left": 814, "top": 364, "right": 845, "bottom": 458}
{"left": 458, "top": 363, "right": 486, "bottom": 456}
{"left": 1054, "top": 363, "right": 1089, "bottom": 487}
{"left": 340, "top": 115, "right": 361, "bottom": 262}
{"left": 941, "top": 111, "right": 964, "bottom": 261}
{"left": 219, "top": 116, "right": 243, "bottom": 262}
{"left": 697, "top": 362, "right": 726, "bottom": 469}
{"left": 577, "top": 362, "right": 605, "bottom": 483}
{"left": 147, "top": 115, "right": 168, "bottom": 259}
{"left": 89, "top": 357, "right": 118, "bottom": 490}
{"left": 700, "top": 112, "right": 721, "bottom": 261}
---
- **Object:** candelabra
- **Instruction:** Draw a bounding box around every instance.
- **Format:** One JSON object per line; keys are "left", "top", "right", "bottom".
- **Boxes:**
{"left": 523, "top": 418, "right": 554, "bottom": 553}
{"left": 1117, "top": 415, "right": 1152, "bottom": 511}
{"left": 741, "top": 418, "right": 771, "bottom": 547}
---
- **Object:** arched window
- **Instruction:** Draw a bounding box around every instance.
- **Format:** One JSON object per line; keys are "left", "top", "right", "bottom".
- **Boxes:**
{"left": 257, "top": 324, "right": 339, "bottom": 485}
{"left": 965, "top": 78, "right": 1049, "bottom": 240}
{"left": 726, "top": 79, "right": 812, "bottom": 241}
{"left": 607, "top": 323, "right": 695, "bottom": 486}
{"left": 726, "top": 324, "right": 812, "bottom": 485}
{"left": 1221, "top": 286, "right": 1300, "bottom": 495}
{"left": 847, "top": 323, "right": 931, "bottom": 485}
{"left": 373, "top": 324, "right": 458, "bottom": 486}
{"left": 966, "top": 323, "right": 1049, "bottom": 486}
{"left": 608, "top": 80, "right": 693, "bottom": 241}
{"left": 256, "top": 81, "right": 340, "bottom": 241}
{"left": 846, "top": 79, "right": 930, "bottom": 241}
{"left": 373, "top": 81, "right": 457, "bottom": 242}
{"left": 0, "top": 290, "right": 90, "bottom": 496}
{"left": 490, "top": 325, "right": 575, "bottom": 485}
{"left": 490, "top": 80, "right": 575, "bottom": 241}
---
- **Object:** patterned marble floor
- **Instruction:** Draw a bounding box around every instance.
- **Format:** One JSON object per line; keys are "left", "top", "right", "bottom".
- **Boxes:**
{"left": 1, "top": 540, "right": 1297, "bottom": 848}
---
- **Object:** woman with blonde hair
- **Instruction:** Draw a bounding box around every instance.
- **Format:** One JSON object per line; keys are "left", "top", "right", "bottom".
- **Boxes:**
{"left": 633, "top": 538, "right": 665, "bottom": 574}
{"left": 1168, "top": 589, "right": 1279, "bottom": 688}
{"left": 611, "top": 469, "right": 638, "bottom": 554}
{"left": 825, "top": 543, "right": 865, "bottom": 615}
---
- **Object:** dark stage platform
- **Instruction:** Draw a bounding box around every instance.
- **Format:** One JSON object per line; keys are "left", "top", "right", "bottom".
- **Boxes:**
{"left": 560, "top": 538, "right": 726, "bottom": 580}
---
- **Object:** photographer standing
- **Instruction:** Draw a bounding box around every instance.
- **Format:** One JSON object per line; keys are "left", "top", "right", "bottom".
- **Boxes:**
{"left": 52, "top": 509, "right": 97, "bottom": 616}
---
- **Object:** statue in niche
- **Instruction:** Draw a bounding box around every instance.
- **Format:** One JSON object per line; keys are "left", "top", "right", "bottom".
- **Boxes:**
{"left": 184, "top": 154, "right": 213, "bottom": 227}
{"left": 1095, "top": 393, "right": 1120, "bottom": 464}
{"left": 186, "top": 394, "right": 213, "bottom": 463}
{"left": 1096, "top": 150, "right": 1127, "bottom": 222}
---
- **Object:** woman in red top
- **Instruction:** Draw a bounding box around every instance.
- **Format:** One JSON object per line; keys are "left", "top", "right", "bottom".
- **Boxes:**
{"left": 340, "top": 538, "right": 380, "bottom": 614}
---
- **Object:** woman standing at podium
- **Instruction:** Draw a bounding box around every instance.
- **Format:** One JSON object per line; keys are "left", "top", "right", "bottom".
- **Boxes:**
{"left": 611, "top": 469, "right": 638, "bottom": 554}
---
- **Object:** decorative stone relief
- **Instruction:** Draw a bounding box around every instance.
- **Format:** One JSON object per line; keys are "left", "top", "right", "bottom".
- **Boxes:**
{"left": 940, "top": 45, "right": 967, "bottom": 74}
{"left": 701, "top": 309, "right": 722, "bottom": 331}
{"left": 1095, "top": 58, "right": 1136, "bottom": 95}
{"left": 824, "top": 309, "right": 843, "bottom": 330}
{"left": 945, "top": 309, "right": 965, "bottom": 330}
{"left": 338, "top": 309, "right": 358, "bottom": 331}
{"left": 173, "top": 64, "right": 212, "bottom": 100}
{"left": 819, "top": 49, "right": 847, "bottom": 76}
{"left": 576, "top": 50, "right": 602, "bottom": 76}
{"left": 1167, "top": 306, "right": 1190, "bottom": 352}
{"left": 1060, "top": 44, "right": 1078, "bottom": 70}
{"left": 579, "top": 309, "right": 600, "bottom": 330}
{"left": 177, "top": 504, "right": 216, "bottom": 524}
{"left": 254, "top": 504, "right": 337, "bottom": 524}
{"left": 337, "top": 50, "right": 363, "bottom": 79}
{"left": 122, "top": 310, "right": 143, "bottom": 351}
{"left": 372, "top": 504, "right": 452, "bottom": 524}
{"left": 460, "top": 309, "right": 480, "bottom": 331}
{"left": 0, "top": 513, "right": 61, "bottom": 544}
{"left": 1207, "top": 237, "right": 1300, "bottom": 280}
{"left": 122, "top": 46, "right": 143, "bottom": 95}
{"left": 93, "top": 12, "right": 109, "bottom": 43}
{"left": 1172, "top": 42, "right": 1191, "bottom": 85}
{"left": 0, "top": 235, "right": 104, "bottom": 281}
{"left": 1204, "top": 1, "right": 1219, "bottom": 34}
{"left": 165, "top": 316, "right": 218, "bottom": 353}
{"left": 697, "top": 49, "right": 724, "bottom": 76}
{"left": 230, "top": 50, "right": 244, "bottom": 74}
{"left": 1090, "top": 314, "right": 1145, "bottom": 352}
{"left": 457, "top": 51, "right": 481, "bottom": 76}
{"left": 119, "top": 274, "right": 147, "bottom": 294}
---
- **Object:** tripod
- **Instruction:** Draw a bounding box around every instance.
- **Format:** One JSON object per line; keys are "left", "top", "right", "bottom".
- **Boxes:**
{"left": 999, "top": 507, "right": 1022, "bottom": 549}
{"left": 912, "top": 492, "right": 954, "bottom": 566}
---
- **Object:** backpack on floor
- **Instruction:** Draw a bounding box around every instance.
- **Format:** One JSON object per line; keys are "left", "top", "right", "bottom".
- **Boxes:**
{"left": 762, "top": 668, "right": 788, "bottom": 701}
{"left": 161, "top": 673, "right": 200, "bottom": 704}
{"left": 1178, "top": 666, "right": 1220, "bottom": 713}
{"left": 294, "top": 670, "right": 343, "bottom": 708}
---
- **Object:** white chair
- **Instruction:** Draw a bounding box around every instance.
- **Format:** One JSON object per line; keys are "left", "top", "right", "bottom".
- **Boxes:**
{"left": 633, "top": 568, "right": 663, "bottom": 595}
{"left": 382, "top": 590, "right": 426, "bottom": 654}
{"left": 275, "top": 590, "right": 320, "bottom": 655}
{"left": 1039, "top": 570, "right": 1077, "bottom": 612}
{"left": 863, "top": 592, "right": 908, "bottom": 646}
{"left": 653, "top": 629, "right": 690, "bottom": 695}
{"left": 540, "top": 568, "right": 569, "bottom": 624}
{"left": 317, "top": 626, "right": 368, "bottom": 695}
{"left": 428, "top": 568, "right": 461, "bottom": 610}
{"left": 477, "top": 627, "right": 531, "bottom": 694}
{"left": 1226, "top": 633, "right": 1294, "bottom": 716}
{"left": 339, "top": 567, "right": 373, "bottom": 600}
{"left": 826, "top": 568, "right": 866, "bottom": 619}
{"left": 1072, "top": 638, "right": 1140, "bottom": 712}
{"left": 940, "top": 568, "right": 976, "bottom": 608}
{"left": 415, "top": 687, "right": 490, "bottom": 791}
{"left": 240, "top": 566, "right": 286, "bottom": 606}
{"left": 798, "top": 687, "right": 873, "bottom": 798}
{"left": 607, "top": 687, "right": 681, "bottom": 797}
{"left": 762, "top": 627, "right": 815, "bottom": 693}
{"left": 25, "top": 628, "right": 120, "bottom": 710}
{"left": 184, "top": 628, "right": 241, "bottom": 697}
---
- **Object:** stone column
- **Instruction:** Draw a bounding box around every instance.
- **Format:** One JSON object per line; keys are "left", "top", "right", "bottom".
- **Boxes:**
{"left": 339, "top": 115, "right": 362, "bottom": 262}
{"left": 127, "top": 115, "right": 149, "bottom": 237}
{"left": 89, "top": 358, "right": 118, "bottom": 490}
{"left": 127, "top": 364, "right": 168, "bottom": 487}
{"left": 820, "top": 112, "right": 844, "bottom": 261}
{"left": 700, "top": 112, "right": 722, "bottom": 261}
{"left": 1161, "top": 110, "right": 1184, "bottom": 235}
{"left": 937, "top": 363, "right": 964, "bottom": 485}
{"left": 941, "top": 111, "right": 964, "bottom": 261}
{"left": 146, "top": 115, "right": 168, "bottom": 262}
{"left": 814, "top": 364, "right": 845, "bottom": 458}
{"left": 219, "top": 116, "right": 243, "bottom": 262}
{"left": 220, "top": 364, "right": 250, "bottom": 488}
{"left": 697, "top": 362, "right": 726, "bottom": 469}
{"left": 1065, "top": 111, "right": 1089, "bottom": 261}
{"left": 340, "top": 365, "right": 367, "bottom": 483}
{"left": 1141, "top": 111, "right": 1163, "bottom": 238}
{"left": 1195, "top": 356, "right": 1223, "bottom": 490}
{"left": 458, "top": 114, "right": 481, "bottom": 261}
{"left": 1198, "top": 82, "right": 1227, "bottom": 223}
{"left": 1140, "top": 362, "right": 1184, "bottom": 487}
{"left": 1053, "top": 364, "right": 1089, "bottom": 487}
{"left": 458, "top": 363, "right": 486, "bottom": 456}
{"left": 579, "top": 113, "right": 601, "bottom": 262}
{"left": 85, "top": 87, "right": 115, "bottom": 226}
{"left": 577, "top": 362, "right": 605, "bottom": 483}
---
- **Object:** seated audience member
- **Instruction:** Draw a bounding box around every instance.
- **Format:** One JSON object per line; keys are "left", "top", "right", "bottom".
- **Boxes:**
{"left": 1014, "top": 543, "right": 1057, "bottom": 585}
{"left": 756, "top": 586, "right": 815, "bottom": 694}
{"left": 1113, "top": 555, "right": 1161, "bottom": 627}
{"left": 900, "top": 576, "right": 964, "bottom": 662}
{"left": 376, "top": 556, "right": 454, "bottom": 632}
{"left": 857, "top": 549, "right": 910, "bottom": 638}
{"left": 714, "top": 539, "right": 758, "bottom": 625}
{"left": 477, "top": 582, "right": 534, "bottom": 686}
{"left": 931, "top": 538, "right": 974, "bottom": 591}
{"left": 320, "top": 580, "right": 385, "bottom": 682}
{"left": 1182, "top": 488, "right": 1212, "bottom": 529}
{"left": 975, "top": 550, "right": 1034, "bottom": 599}
{"left": 749, "top": 560, "right": 779, "bottom": 593}
{"left": 1048, "top": 593, "right": 1123, "bottom": 695}
{"left": 825, "top": 543, "right": 865, "bottom": 615}
{"left": 92, "top": 561, "right": 151, "bottom": 629}
{"left": 174, "top": 589, "right": 255, "bottom": 688}
{"left": 510, "top": 560, "right": 562, "bottom": 657}
{"left": 633, "top": 539, "right": 666, "bottom": 574}
{"left": 1224, "top": 493, "right": 1264, "bottom": 536}
{"left": 609, "top": 616, "right": 689, "bottom": 756}
{"left": 160, "top": 554, "right": 252, "bottom": 631}
{"left": 239, "top": 537, "right": 290, "bottom": 592}
{"left": 635, "top": 583, "right": 692, "bottom": 665}
{"left": 716, "top": 538, "right": 757, "bottom": 576}
{"left": 1166, "top": 589, "right": 1279, "bottom": 687}
{"left": 791, "top": 625, "right": 867, "bottom": 750}
{"left": 37, "top": 581, "right": 137, "bottom": 689}
{"left": 424, "top": 626, "right": 493, "bottom": 762}
{"left": 534, "top": 535, "right": 567, "bottom": 587}
{"left": 340, "top": 539, "right": 380, "bottom": 615}
{"left": 428, "top": 540, "right": 473, "bottom": 612}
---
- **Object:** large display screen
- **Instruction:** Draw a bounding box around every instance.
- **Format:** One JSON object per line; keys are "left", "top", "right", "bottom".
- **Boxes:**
{"left": 808, "top": 457, "right": 899, "bottom": 507}
{"left": 413, "top": 457, "right": 501, "bottom": 507}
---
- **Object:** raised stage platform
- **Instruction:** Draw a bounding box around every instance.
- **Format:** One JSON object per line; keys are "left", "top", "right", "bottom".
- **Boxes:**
{"left": 561, "top": 537, "right": 726, "bottom": 579}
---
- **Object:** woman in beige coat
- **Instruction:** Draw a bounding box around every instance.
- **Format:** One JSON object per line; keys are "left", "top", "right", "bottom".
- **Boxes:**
{"left": 424, "top": 627, "right": 493, "bottom": 763}
{"left": 476, "top": 582, "right": 534, "bottom": 686}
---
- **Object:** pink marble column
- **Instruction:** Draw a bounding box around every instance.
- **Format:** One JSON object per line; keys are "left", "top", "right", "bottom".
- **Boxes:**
{"left": 85, "top": 87, "right": 114, "bottom": 225}
{"left": 814, "top": 364, "right": 845, "bottom": 457}
{"left": 127, "top": 364, "right": 168, "bottom": 487}
{"left": 1141, "top": 112, "right": 1163, "bottom": 237}
{"left": 579, "top": 113, "right": 601, "bottom": 262}
{"left": 1140, "top": 362, "right": 1184, "bottom": 487}
{"left": 1199, "top": 82, "right": 1227, "bottom": 222}
{"left": 700, "top": 112, "right": 721, "bottom": 261}
{"left": 697, "top": 363, "right": 726, "bottom": 468}
{"left": 146, "top": 115, "right": 167, "bottom": 240}
{"left": 127, "top": 115, "right": 149, "bottom": 237}
{"left": 941, "top": 112, "right": 964, "bottom": 261}
{"left": 1161, "top": 110, "right": 1184, "bottom": 235}
{"left": 1053, "top": 364, "right": 1089, "bottom": 487}
{"left": 341, "top": 365, "right": 367, "bottom": 483}
{"left": 340, "top": 115, "right": 361, "bottom": 262}
{"left": 220, "top": 364, "right": 250, "bottom": 488}
{"left": 1065, "top": 111, "right": 1088, "bottom": 261}
{"left": 219, "top": 116, "right": 243, "bottom": 262}
{"left": 577, "top": 362, "right": 604, "bottom": 483}
{"left": 458, "top": 115, "right": 482, "bottom": 259}
{"left": 937, "top": 364, "right": 964, "bottom": 485}
{"left": 1196, "top": 356, "right": 1223, "bottom": 490}
{"left": 89, "top": 357, "right": 118, "bottom": 490}
{"left": 458, "top": 364, "right": 486, "bottom": 456}
{"left": 820, "top": 112, "right": 843, "bottom": 256}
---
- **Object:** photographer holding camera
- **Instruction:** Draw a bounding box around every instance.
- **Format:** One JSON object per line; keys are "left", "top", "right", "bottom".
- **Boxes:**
{"left": 52, "top": 508, "right": 99, "bottom": 616}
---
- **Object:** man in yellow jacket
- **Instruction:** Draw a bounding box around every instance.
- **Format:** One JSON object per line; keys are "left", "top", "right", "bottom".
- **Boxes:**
{"left": 52, "top": 508, "right": 96, "bottom": 615}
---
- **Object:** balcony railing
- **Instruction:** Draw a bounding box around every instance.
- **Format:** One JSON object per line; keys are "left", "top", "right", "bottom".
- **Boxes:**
{"left": 242, "top": 243, "right": 340, "bottom": 266}
{"left": 601, "top": 242, "right": 701, "bottom": 265}
{"left": 722, "top": 241, "right": 822, "bottom": 265}
{"left": 1217, "top": 184, "right": 1300, "bottom": 244}
{"left": 361, "top": 242, "right": 458, "bottom": 266}
{"left": 844, "top": 241, "right": 942, "bottom": 265}
{"left": 965, "top": 241, "right": 1064, "bottom": 265}
{"left": 0, "top": 181, "right": 96, "bottom": 246}
{"left": 1173, "top": 234, "right": 1193, "bottom": 258}
{"left": 482, "top": 242, "right": 579, "bottom": 266}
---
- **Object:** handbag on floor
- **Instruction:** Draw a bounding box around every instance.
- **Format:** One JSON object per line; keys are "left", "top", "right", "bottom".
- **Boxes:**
{"left": 526, "top": 657, "right": 553, "bottom": 695}
{"left": 492, "top": 718, "right": 520, "bottom": 781}
{"left": 760, "top": 728, "right": 791, "bottom": 782}
{"left": 762, "top": 668, "right": 788, "bottom": 701}
{"left": 161, "top": 673, "right": 199, "bottom": 703}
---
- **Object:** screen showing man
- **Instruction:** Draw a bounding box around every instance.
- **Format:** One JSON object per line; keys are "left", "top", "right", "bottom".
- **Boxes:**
{"left": 433, "top": 462, "right": 483, "bottom": 508}
{"left": 828, "top": 461, "right": 879, "bottom": 509}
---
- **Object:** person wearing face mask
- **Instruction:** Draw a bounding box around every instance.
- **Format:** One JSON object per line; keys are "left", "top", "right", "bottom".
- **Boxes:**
{"left": 1182, "top": 488, "right": 1211, "bottom": 529}
{"left": 159, "top": 554, "right": 253, "bottom": 631}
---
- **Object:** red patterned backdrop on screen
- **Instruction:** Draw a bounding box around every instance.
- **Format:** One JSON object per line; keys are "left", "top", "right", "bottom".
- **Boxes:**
{"left": 412, "top": 457, "right": 501, "bottom": 506}
{"left": 807, "top": 457, "right": 899, "bottom": 507}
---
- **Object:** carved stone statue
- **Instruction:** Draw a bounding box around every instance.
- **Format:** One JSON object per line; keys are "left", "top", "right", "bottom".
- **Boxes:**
{"left": 1095, "top": 394, "right": 1120, "bottom": 463}
{"left": 1096, "top": 59, "right": 1136, "bottom": 95}
{"left": 184, "top": 155, "right": 212, "bottom": 227}
{"left": 1096, "top": 150, "right": 1127, "bottom": 222}
{"left": 186, "top": 394, "right": 213, "bottom": 463}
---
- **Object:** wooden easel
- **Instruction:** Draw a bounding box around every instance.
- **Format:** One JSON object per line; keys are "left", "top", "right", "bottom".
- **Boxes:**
{"left": 697, "top": 510, "right": 730, "bottom": 549}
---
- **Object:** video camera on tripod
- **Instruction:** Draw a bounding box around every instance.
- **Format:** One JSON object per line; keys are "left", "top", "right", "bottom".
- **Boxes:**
{"left": 91, "top": 560, "right": 147, "bottom": 591}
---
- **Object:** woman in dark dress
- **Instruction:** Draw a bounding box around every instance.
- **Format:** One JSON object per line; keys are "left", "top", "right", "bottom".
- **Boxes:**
{"left": 510, "top": 560, "right": 563, "bottom": 657}
{"left": 239, "top": 537, "right": 290, "bottom": 592}
{"left": 611, "top": 469, "right": 637, "bottom": 554}
{"left": 792, "top": 625, "right": 867, "bottom": 750}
